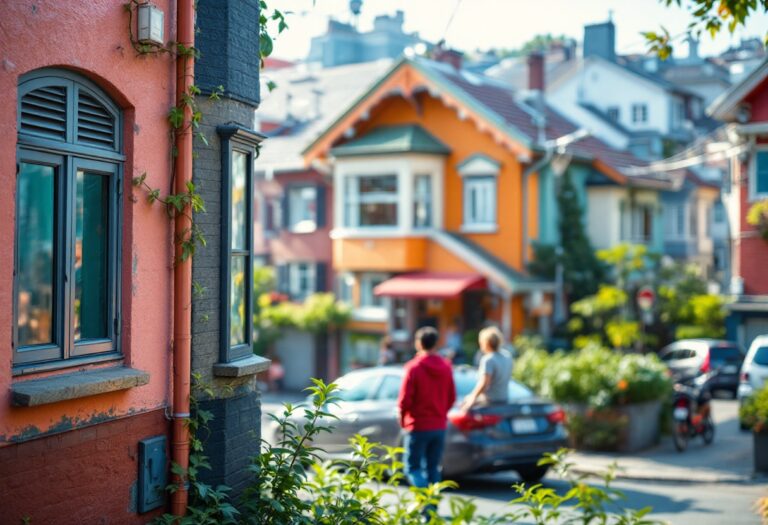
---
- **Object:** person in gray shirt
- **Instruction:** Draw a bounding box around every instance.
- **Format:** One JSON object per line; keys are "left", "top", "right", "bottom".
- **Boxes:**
{"left": 461, "top": 326, "right": 513, "bottom": 409}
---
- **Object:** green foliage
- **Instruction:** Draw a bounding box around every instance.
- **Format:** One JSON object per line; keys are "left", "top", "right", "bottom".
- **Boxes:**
{"left": 528, "top": 171, "right": 605, "bottom": 302}
{"left": 156, "top": 379, "right": 662, "bottom": 524}
{"left": 605, "top": 320, "right": 641, "bottom": 350}
{"left": 747, "top": 200, "right": 768, "bottom": 241}
{"left": 495, "top": 34, "right": 573, "bottom": 58}
{"left": 657, "top": 261, "right": 725, "bottom": 341}
{"left": 516, "top": 345, "right": 672, "bottom": 409}
{"left": 740, "top": 383, "right": 768, "bottom": 433}
{"left": 646, "top": 0, "right": 768, "bottom": 58}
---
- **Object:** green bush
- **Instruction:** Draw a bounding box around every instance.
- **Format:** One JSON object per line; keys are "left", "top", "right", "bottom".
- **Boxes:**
{"left": 515, "top": 345, "right": 672, "bottom": 409}
{"left": 154, "top": 379, "right": 662, "bottom": 524}
{"left": 740, "top": 383, "right": 768, "bottom": 433}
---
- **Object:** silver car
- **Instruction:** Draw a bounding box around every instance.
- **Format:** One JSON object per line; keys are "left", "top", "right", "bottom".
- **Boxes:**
{"left": 268, "top": 365, "right": 568, "bottom": 482}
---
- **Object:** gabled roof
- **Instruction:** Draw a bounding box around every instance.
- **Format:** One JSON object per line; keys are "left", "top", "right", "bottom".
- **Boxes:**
{"left": 548, "top": 55, "right": 696, "bottom": 98}
{"left": 708, "top": 58, "right": 768, "bottom": 121}
{"left": 330, "top": 124, "right": 450, "bottom": 157}
{"left": 303, "top": 57, "right": 667, "bottom": 189}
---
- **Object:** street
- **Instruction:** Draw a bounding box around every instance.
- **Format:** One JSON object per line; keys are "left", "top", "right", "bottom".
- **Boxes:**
{"left": 262, "top": 394, "right": 766, "bottom": 524}
{"left": 445, "top": 398, "right": 765, "bottom": 524}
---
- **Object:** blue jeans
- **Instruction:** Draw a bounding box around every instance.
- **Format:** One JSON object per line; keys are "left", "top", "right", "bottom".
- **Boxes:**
{"left": 403, "top": 429, "right": 446, "bottom": 488}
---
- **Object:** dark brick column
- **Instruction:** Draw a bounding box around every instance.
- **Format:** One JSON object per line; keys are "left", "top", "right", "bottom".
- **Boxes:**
{"left": 191, "top": 0, "right": 264, "bottom": 499}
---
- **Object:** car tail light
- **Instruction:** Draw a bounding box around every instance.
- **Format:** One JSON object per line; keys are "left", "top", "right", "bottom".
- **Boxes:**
{"left": 700, "top": 351, "right": 711, "bottom": 373}
{"left": 741, "top": 371, "right": 750, "bottom": 383}
{"left": 675, "top": 397, "right": 689, "bottom": 409}
{"left": 546, "top": 406, "right": 566, "bottom": 425}
{"left": 448, "top": 411, "right": 501, "bottom": 432}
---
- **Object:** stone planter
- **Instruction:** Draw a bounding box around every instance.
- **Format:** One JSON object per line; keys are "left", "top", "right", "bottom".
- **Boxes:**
{"left": 566, "top": 400, "right": 662, "bottom": 453}
{"left": 754, "top": 431, "right": 768, "bottom": 473}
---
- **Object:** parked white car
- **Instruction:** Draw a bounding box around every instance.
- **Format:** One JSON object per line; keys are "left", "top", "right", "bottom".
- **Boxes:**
{"left": 738, "top": 335, "right": 768, "bottom": 404}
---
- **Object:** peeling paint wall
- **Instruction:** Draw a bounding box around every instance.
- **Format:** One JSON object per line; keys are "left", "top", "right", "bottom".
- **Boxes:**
{"left": 0, "top": 0, "right": 174, "bottom": 443}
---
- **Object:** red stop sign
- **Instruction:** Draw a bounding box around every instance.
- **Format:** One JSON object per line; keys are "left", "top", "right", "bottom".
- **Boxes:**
{"left": 637, "top": 287, "right": 655, "bottom": 311}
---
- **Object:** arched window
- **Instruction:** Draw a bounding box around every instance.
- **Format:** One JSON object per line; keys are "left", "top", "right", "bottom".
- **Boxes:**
{"left": 14, "top": 69, "right": 123, "bottom": 372}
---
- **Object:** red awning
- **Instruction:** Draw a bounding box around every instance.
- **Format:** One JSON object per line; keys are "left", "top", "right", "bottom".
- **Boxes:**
{"left": 373, "top": 272, "right": 486, "bottom": 299}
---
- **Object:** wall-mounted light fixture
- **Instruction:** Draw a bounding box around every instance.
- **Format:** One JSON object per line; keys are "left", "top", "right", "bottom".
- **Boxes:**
{"left": 137, "top": 3, "right": 164, "bottom": 46}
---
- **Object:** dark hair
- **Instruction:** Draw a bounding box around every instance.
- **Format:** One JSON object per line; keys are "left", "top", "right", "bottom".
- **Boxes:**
{"left": 415, "top": 326, "right": 439, "bottom": 351}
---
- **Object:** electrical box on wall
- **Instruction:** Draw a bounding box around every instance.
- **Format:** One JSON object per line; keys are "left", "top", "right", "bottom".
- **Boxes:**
{"left": 137, "top": 4, "right": 165, "bottom": 46}
{"left": 138, "top": 435, "right": 167, "bottom": 513}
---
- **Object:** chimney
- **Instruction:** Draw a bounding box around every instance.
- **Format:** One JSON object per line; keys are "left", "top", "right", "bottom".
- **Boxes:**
{"left": 527, "top": 52, "right": 545, "bottom": 91}
{"left": 583, "top": 20, "right": 616, "bottom": 62}
{"left": 433, "top": 43, "right": 463, "bottom": 70}
{"left": 687, "top": 35, "right": 700, "bottom": 61}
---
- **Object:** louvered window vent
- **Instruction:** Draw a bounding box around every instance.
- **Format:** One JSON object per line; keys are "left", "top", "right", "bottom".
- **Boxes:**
{"left": 19, "top": 85, "right": 67, "bottom": 140}
{"left": 77, "top": 91, "right": 115, "bottom": 149}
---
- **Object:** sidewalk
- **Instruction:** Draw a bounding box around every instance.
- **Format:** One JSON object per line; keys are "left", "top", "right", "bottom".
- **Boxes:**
{"left": 569, "top": 399, "right": 763, "bottom": 484}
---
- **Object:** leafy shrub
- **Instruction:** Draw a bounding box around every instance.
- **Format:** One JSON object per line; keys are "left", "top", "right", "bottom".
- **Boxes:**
{"left": 740, "top": 383, "right": 768, "bottom": 433}
{"left": 747, "top": 199, "right": 768, "bottom": 241}
{"left": 516, "top": 345, "right": 672, "bottom": 409}
{"left": 155, "top": 379, "right": 662, "bottom": 524}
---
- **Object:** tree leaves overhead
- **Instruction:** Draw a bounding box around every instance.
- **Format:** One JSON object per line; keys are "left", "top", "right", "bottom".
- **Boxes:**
{"left": 646, "top": 0, "right": 768, "bottom": 58}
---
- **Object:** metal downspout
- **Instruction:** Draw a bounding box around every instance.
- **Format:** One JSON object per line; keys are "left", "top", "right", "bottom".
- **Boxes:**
{"left": 171, "top": 0, "right": 195, "bottom": 517}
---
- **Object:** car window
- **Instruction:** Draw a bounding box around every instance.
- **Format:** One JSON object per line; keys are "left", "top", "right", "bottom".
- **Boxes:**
{"left": 335, "top": 371, "right": 380, "bottom": 402}
{"left": 375, "top": 375, "right": 402, "bottom": 401}
{"left": 710, "top": 344, "right": 742, "bottom": 364}
{"left": 753, "top": 347, "right": 768, "bottom": 366}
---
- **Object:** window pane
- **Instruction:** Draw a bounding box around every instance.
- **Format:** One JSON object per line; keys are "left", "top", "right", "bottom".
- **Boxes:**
{"left": 289, "top": 186, "right": 317, "bottom": 231}
{"left": 74, "top": 171, "right": 110, "bottom": 341}
{"left": 413, "top": 175, "right": 432, "bottom": 228}
{"left": 231, "top": 151, "right": 247, "bottom": 250}
{"left": 358, "top": 175, "right": 398, "bottom": 226}
{"left": 756, "top": 151, "right": 768, "bottom": 194}
{"left": 230, "top": 256, "right": 246, "bottom": 346}
{"left": 16, "top": 163, "right": 56, "bottom": 346}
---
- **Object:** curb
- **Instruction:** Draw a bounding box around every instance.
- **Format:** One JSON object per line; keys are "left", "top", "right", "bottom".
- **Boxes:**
{"left": 569, "top": 464, "right": 760, "bottom": 484}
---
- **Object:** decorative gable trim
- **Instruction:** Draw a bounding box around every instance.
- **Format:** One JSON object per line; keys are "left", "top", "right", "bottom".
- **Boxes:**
{"left": 457, "top": 154, "right": 501, "bottom": 177}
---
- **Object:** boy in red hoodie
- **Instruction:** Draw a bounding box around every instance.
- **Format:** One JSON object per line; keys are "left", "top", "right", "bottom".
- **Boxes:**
{"left": 397, "top": 326, "right": 456, "bottom": 488}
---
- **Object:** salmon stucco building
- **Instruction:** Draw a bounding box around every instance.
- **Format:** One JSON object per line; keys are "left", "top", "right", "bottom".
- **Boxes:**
{"left": 0, "top": 1, "right": 268, "bottom": 522}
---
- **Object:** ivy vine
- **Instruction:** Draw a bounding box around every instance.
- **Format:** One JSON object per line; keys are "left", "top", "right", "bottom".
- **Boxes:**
{"left": 124, "top": 0, "right": 287, "bottom": 261}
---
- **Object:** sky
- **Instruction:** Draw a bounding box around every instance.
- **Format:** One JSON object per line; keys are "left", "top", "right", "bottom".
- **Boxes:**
{"left": 268, "top": 0, "right": 768, "bottom": 61}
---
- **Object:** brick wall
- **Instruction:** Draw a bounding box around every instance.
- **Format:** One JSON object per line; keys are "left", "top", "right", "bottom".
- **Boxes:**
{"left": 0, "top": 409, "right": 169, "bottom": 525}
{"left": 196, "top": 0, "right": 261, "bottom": 106}
{"left": 196, "top": 388, "right": 261, "bottom": 495}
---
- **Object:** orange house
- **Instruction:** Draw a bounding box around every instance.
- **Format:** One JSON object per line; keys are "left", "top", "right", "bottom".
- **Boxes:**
{"left": 304, "top": 57, "right": 562, "bottom": 368}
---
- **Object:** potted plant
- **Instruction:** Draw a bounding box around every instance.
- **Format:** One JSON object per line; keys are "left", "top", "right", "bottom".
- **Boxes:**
{"left": 739, "top": 383, "right": 768, "bottom": 473}
{"left": 515, "top": 344, "right": 672, "bottom": 452}
{"left": 747, "top": 200, "right": 768, "bottom": 241}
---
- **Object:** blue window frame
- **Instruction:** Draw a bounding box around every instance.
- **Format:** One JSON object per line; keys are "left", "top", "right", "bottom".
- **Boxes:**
{"left": 218, "top": 125, "right": 264, "bottom": 363}
{"left": 13, "top": 69, "right": 123, "bottom": 374}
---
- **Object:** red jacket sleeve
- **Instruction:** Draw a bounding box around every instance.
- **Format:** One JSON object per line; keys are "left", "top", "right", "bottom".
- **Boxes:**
{"left": 397, "top": 366, "right": 415, "bottom": 428}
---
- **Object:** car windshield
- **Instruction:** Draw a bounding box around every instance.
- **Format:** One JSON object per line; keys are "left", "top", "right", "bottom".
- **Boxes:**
{"left": 710, "top": 344, "right": 742, "bottom": 364}
{"left": 333, "top": 371, "right": 380, "bottom": 402}
{"left": 753, "top": 347, "right": 768, "bottom": 366}
{"left": 453, "top": 368, "right": 533, "bottom": 400}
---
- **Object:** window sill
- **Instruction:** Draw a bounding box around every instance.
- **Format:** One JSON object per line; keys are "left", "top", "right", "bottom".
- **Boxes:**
{"left": 11, "top": 366, "right": 149, "bottom": 407}
{"left": 460, "top": 224, "right": 498, "bottom": 234}
{"left": 213, "top": 354, "right": 271, "bottom": 378}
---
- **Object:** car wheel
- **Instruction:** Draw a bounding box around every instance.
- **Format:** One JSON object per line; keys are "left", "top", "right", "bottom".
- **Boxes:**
{"left": 516, "top": 464, "right": 549, "bottom": 483}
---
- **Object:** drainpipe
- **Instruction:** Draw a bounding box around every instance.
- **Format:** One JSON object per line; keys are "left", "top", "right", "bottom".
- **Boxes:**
{"left": 171, "top": 0, "right": 195, "bottom": 517}
{"left": 521, "top": 150, "right": 554, "bottom": 269}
